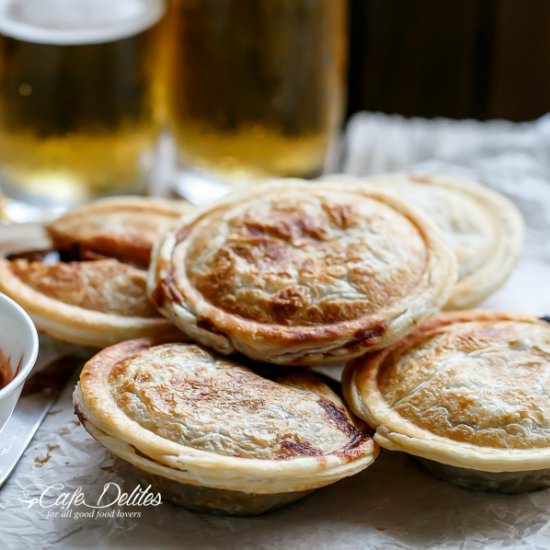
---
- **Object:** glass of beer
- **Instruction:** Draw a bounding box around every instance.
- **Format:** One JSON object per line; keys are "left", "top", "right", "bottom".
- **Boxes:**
{"left": 162, "top": 0, "right": 347, "bottom": 195}
{"left": 0, "top": 0, "right": 165, "bottom": 205}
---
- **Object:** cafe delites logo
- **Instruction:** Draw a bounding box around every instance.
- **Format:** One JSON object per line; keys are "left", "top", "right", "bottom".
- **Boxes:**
{"left": 19, "top": 482, "right": 162, "bottom": 520}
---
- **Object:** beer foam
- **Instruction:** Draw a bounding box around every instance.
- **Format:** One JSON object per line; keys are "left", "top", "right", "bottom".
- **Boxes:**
{"left": 0, "top": 0, "right": 165, "bottom": 45}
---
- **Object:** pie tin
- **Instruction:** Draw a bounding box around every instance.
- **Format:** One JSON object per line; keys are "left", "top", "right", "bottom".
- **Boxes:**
{"left": 118, "top": 460, "right": 313, "bottom": 516}
{"left": 416, "top": 457, "right": 550, "bottom": 494}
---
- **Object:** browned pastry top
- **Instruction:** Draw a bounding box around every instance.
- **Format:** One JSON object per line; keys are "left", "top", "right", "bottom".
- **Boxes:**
{"left": 81, "top": 339, "right": 373, "bottom": 461}
{"left": 10, "top": 258, "right": 159, "bottom": 318}
{"left": 185, "top": 192, "right": 428, "bottom": 326}
{"left": 47, "top": 197, "right": 191, "bottom": 266}
{"left": 148, "top": 181, "right": 456, "bottom": 364}
{"left": 351, "top": 312, "right": 550, "bottom": 451}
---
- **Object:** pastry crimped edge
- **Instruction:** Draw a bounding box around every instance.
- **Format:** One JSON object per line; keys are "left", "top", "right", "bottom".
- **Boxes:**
{"left": 147, "top": 179, "right": 458, "bottom": 366}
{"left": 0, "top": 259, "right": 180, "bottom": 348}
{"left": 46, "top": 195, "right": 191, "bottom": 226}
{"left": 343, "top": 310, "right": 550, "bottom": 473}
{"left": 326, "top": 173, "right": 524, "bottom": 310}
{"left": 74, "top": 338, "right": 379, "bottom": 494}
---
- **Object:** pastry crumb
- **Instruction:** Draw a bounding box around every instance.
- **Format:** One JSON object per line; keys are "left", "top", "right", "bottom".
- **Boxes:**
{"left": 34, "top": 443, "right": 60, "bottom": 467}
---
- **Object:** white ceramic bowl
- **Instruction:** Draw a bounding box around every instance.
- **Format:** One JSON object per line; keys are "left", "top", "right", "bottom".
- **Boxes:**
{"left": 0, "top": 292, "right": 39, "bottom": 432}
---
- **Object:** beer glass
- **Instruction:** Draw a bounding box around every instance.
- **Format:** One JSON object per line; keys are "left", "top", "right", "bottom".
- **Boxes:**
{"left": 162, "top": 0, "right": 347, "bottom": 193}
{"left": 0, "top": 0, "right": 165, "bottom": 205}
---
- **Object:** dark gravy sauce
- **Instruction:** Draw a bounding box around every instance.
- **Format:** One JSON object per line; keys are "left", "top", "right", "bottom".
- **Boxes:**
{"left": 0, "top": 351, "right": 13, "bottom": 390}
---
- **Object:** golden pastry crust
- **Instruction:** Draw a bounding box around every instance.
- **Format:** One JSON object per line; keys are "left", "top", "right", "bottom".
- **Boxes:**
{"left": 10, "top": 259, "right": 158, "bottom": 318}
{"left": 47, "top": 196, "right": 191, "bottom": 266}
{"left": 0, "top": 258, "right": 179, "bottom": 348}
{"left": 343, "top": 311, "right": 550, "bottom": 472}
{"left": 334, "top": 174, "right": 524, "bottom": 309}
{"left": 148, "top": 180, "right": 457, "bottom": 365}
{"left": 0, "top": 197, "right": 189, "bottom": 347}
{"left": 75, "top": 339, "right": 378, "bottom": 493}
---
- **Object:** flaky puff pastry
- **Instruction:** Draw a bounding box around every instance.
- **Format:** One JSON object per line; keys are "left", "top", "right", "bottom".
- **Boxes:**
{"left": 327, "top": 174, "right": 524, "bottom": 309}
{"left": 47, "top": 196, "right": 192, "bottom": 267}
{"left": 0, "top": 258, "right": 179, "bottom": 347}
{"left": 74, "top": 339, "right": 377, "bottom": 513}
{"left": 344, "top": 311, "right": 550, "bottom": 473}
{"left": 0, "top": 197, "right": 188, "bottom": 347}
{"left": 148, "top": 180, "right": 457, "bottom": 365}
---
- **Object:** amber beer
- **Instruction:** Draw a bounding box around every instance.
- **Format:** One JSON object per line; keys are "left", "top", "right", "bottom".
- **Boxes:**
{"left": 163, "top": 0, "right": 347, "bottom": 182}
{"left": 0, "top": 0, "right": 165, "bottom": 203}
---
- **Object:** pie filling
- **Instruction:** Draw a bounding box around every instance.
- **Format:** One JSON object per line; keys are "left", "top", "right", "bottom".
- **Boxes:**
{"left": 0, "top": 350, "right": 13, "bottom": 390}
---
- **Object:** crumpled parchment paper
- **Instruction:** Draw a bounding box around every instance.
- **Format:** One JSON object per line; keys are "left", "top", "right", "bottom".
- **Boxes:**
{"left": 2, "top": 112, "right": 550, "bottom": 549}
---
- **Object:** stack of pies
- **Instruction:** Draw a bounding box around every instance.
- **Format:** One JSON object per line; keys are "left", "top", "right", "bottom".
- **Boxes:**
{"left": 0, "top": 197, "right": 190, "bottom": 347}
{"left": 73, "top": 179, "right": 464, "bottom": 513}
{"left": 2, "top": 173, "right": 538, "bottom": 513}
